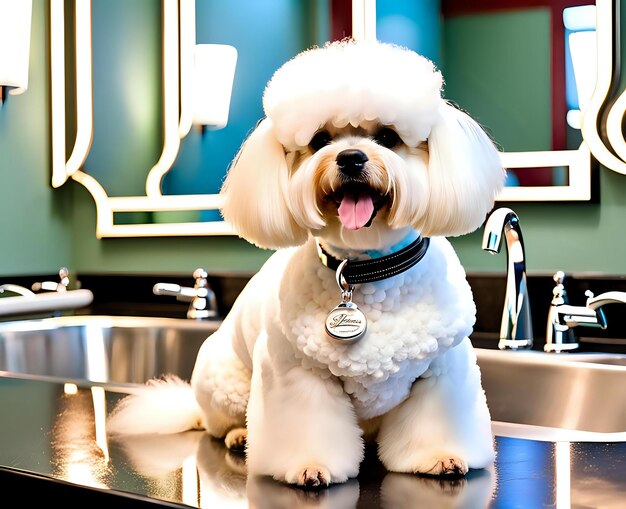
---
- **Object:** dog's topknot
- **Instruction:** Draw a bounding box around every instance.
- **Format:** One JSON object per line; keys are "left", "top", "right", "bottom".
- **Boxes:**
{"left": 262, "top": 39, "right": 444, "bottom": 150}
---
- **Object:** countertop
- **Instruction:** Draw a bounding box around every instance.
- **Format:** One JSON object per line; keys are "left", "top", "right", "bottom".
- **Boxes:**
{"left": 0, "top": 374, "right": 624, "bottom": 508}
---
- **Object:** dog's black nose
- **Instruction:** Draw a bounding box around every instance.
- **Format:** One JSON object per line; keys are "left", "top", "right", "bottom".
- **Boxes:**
{"left": 336, "top": 149, "right": 368, "bottom": 176}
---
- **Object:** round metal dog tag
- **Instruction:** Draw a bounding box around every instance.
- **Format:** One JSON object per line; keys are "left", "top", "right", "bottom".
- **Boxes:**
{"left": 325, "top": 302, "right": 367, "bottom": 343}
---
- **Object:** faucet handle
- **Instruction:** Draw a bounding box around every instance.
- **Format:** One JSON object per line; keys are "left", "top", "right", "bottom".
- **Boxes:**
{"left": 188, "top": 268, "right": 218, "bottom": 320}
{"left": 553, "top": 270, "right": 565, "bottom": 285}
{"left": 546, "top": 270, "right": 578, "bottom": 352}
{"left": 193, "top": 268, "right": 209, "bottom": 288}
{"left": 153, "top": 269, "right": 218, "bottom": 320}
{"left": 32, "top": 266, "right": 71, "bottom": 293}
{"left": 58, "top": 267, "right": 70, "bottom": 288}
{"left": 550, "top": 270, "right": 569, "bottom": 305}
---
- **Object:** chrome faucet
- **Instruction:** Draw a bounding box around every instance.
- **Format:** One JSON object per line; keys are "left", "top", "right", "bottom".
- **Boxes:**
{"left": 31, "top": 267, "right": 70, "bottom": 293}
{"left": 482, "top": 207, "right": 533, "bottom": 350}
{"left": 0, "top": 266, "right": 71, "bottom": 298}
{"left": 545, "top": 270, "right": 626, "bottom": 352}
{"left": 0, "top": 266, "right": 93, "bottom": 318}
{"left": 153, "top": 268, "right": 218, "bottom": 320}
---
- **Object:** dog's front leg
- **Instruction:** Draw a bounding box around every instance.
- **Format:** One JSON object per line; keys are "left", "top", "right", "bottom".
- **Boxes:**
{"left": 377, "top": 339, "right": 495, "bottom": 476}
{"left": 245, "top": 336, "right": 364, "bottom": 487}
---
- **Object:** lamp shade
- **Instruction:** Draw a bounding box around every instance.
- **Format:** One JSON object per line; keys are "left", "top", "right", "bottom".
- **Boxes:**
{"left": 569, "top": 30, "right": 597, "bottom": 114}
{"left": 0, "top": 0, "right": 33, "bottom": 95}
{"left": 192, "top": 44, "right": 238, "bottom": 128}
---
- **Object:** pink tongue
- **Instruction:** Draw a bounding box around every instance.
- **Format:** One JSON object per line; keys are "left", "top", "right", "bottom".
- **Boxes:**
{"left": 338, "top": 192, "right": 374, "bottom": 230}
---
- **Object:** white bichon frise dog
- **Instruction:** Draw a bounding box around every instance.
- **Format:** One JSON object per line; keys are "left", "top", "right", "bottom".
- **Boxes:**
{"left": 109, "top": 39, "right": 505, "bottom": 488}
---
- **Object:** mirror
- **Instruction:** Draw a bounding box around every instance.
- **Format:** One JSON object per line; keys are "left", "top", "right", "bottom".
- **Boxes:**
{"left": 51, "top": 0, "right": 624, "bottom": 238}
{"left": 51, "top": 0, "right": 329, "bottom": 237}
{"left": 379, "top": 0, "right": 622, "bottom": 202}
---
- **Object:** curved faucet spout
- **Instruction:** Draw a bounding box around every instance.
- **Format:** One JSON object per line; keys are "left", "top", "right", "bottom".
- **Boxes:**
{"left": 586, "top": 291, "right": 626, "bottom": 311}
{"left": 482, "top": 208, "right": 534, "bottom": 349}
{"left": 0, "top": 284, "right": 35, "bottom": 298}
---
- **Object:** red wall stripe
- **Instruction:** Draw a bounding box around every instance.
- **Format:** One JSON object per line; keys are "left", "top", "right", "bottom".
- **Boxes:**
{"left": 330, "top": 0, "right": 352, "bottom": 41}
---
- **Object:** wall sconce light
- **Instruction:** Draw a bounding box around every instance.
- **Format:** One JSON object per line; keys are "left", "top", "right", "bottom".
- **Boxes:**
{"left": 192, "top": 44, "right": 238, "bottom": 130}
{"left": 147, "top": 2, "right": 238, "bottom": 195}
{"left": 51, "top": 0, "right": 239, "bottom": 236}
{"left": 0, "top": 0, "right": 33, "bottom": 105}
{"left": 178, "top": 0, "right": 237, "bottom": 135}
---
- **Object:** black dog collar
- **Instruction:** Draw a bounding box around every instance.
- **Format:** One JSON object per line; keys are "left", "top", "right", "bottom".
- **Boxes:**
{"left": 316, "top": 236, "right": 430, "bottom": 285}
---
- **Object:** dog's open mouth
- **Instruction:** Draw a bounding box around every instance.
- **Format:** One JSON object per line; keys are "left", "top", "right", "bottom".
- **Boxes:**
{"left": 331, "top": 183, "right": 387, "bottom": 230}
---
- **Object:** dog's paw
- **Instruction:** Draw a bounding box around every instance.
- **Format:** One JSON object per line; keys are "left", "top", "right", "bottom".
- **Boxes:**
{"left": 225, "top": 427, "right": 247, "bottom": 452}
{"left": 420, "top": 457, "right": 468, "bottom": 477}
{"left": 413, "top": 455, "right": 469, "bottom": 478}
{"left": 286, "top": 465, "right": 331, "bottom": 488}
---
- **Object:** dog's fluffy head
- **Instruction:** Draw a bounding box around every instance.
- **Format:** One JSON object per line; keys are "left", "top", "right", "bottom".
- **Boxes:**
{"left": 221, "top": 40, "right": 505, "bottom": 250}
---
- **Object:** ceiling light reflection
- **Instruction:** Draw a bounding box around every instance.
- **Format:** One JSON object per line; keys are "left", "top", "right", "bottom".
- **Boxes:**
{"left": 555, "top": 441, "right": 571, "bottom": 509}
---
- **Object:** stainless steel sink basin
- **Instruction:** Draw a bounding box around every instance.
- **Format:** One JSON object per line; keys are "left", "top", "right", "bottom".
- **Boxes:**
{"left": 477, "top": 348, "right": 626, "bottom": 441}
{"left": 566, "top": 352, "right": 626, "bottom": 366}
{"left": 0, "top": 315, "right": 221, "bottom": 386}
{"left": 0, "top": 316, "right": 624, "bottom": 442}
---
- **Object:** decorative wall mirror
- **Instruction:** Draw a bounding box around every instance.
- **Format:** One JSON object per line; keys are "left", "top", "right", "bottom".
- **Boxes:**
{"left": 437, "top": 0, "right": 625, "bottom": 202}
{"left": 50, "top": 0, "right": 625, "bottom": 238}
{"left": 51, "top": 0, "right": 328, "bottom": 237}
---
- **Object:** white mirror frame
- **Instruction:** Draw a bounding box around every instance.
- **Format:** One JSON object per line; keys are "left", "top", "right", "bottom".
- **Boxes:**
{"left": 352, "top": 0, "right": 619, "bottom": 203}
{"left": 51, "top": 0, "right": 235, "bottom": 238}
{"left": 498, "top": 0, "right": 624, "bottom": 201}
{"left": 50, "top": 0, "right": 622, "bottom": 238}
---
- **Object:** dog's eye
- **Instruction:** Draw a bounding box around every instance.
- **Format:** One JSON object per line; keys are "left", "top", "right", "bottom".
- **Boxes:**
{"left": 309, "top": 130, "right": 332, "bottom": 152}
{"left": 374, "top": 128, "right": 400, "bottom": 149}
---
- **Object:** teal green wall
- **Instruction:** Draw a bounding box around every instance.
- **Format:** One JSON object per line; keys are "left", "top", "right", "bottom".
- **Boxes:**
{"left": 442, "top": 9, "right": 552, "bottom": 153}
{"left": 0, "top": 1, "right": 74, "bottom": 275}
{"left": 2, "top": 1, "right": 626, "bottom": 278}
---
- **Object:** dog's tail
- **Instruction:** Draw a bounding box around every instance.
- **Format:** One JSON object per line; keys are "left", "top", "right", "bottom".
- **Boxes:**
{"left": 107, "top": 375, "right": 204, "bottom": 436}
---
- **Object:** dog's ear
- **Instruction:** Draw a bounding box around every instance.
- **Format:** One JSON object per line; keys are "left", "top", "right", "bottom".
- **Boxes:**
{"left": 220, "top": 118, "right": 309, "bottom": 249}
{"left": 420, "top": 102, "right": 505, "bottom": 237}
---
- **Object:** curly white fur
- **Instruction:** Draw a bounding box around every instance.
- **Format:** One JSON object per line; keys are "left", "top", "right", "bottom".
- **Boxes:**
{"left": 279, "top": 237, "right": 474, "bottom": 419}
{"left": 109, "top": 39, "right": 504, "bottom": 487}
{"left": 263, "top": 40, "right": 443, "bottom": 150}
